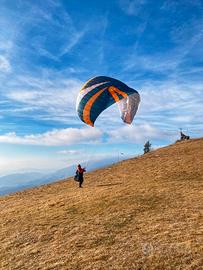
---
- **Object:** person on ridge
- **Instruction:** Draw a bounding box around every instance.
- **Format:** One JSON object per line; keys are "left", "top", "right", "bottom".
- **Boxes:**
{"left": 76, "top": 164, "right": 86, "bottom": 188}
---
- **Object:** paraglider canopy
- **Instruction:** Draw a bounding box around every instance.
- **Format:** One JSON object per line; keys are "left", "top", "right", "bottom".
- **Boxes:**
{"left": 76, "top": 76, "right": 140, "bottom": 127}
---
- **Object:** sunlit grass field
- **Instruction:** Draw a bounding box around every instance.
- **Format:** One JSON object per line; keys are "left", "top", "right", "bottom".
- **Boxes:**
{"left": 0, "top": 138, "right": 202, "bottom": 269}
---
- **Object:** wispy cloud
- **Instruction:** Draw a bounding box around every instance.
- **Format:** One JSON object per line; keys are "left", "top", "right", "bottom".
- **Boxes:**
{"left": 124, "top": 31, "right": 203, "bottom": 75}
{"left": 0, "top": 55, "right": 11, "bottom": 72}
{"left": 97, "top": 14, "right": 109, "bottom": 65}
{"left": 1, "top": 73, "right": 82, "bottom": 125}
{"left": 118, "top": 0, "right": 203, "bottom": 83}
{"left": 119, "top": 0, "right": 148, "bottom": 16}
{"left": 30, "top": 1, "right": 89, "bottom": 59}
{"left": 59, "top": 29, "right": 87, "bottom": 57}
{"left": 57, "top": 149, "right": 81, "bottom": 155}
{"left": 0, "top": 0, "right": 90, "bottom": 69}
{"left": 135, "top": 79, "right": 202, "bottom": 135}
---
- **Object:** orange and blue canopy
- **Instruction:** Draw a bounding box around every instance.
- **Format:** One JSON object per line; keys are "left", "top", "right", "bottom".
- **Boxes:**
{"left": 76, "top": 76, "right": 140, "bottom": 127}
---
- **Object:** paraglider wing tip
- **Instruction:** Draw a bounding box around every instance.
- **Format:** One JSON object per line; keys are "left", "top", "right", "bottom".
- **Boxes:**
{"left": 123, "top": 119, "right": 132, "bottom": 124}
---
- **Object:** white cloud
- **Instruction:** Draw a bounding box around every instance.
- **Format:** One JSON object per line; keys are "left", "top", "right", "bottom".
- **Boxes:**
{"left": 169, "top": 115, "right": 194, "bottom": 123}
{"left": 0, "top": 122, "right": 176, "bottom": 147}
{"left": 0, "top": 55, "right": 11, "bottom": 72}
{"left": 107, "top": 123, "right": 167, "bottom": 143}
{"left": 0, "top": 127, "right": 102, "bottom": 146}
{"left": 57, "top": 149, "right": 80, "bottom": 155}
{"left": 119, "top": 0, "right": 148, "bottom": 16}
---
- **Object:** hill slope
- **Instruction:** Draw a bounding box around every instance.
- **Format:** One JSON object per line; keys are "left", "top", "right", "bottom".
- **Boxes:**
{"left": 0, "top": 139, "right": 203, "bottom": 270}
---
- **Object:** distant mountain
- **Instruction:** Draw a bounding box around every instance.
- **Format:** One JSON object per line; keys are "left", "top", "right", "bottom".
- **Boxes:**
{"left": 0, "top": 172, "right": 45, "bottom": 187}
{"left": 0, "top": 156, "right": 120, "bottom": 196}
{"left": 0, "top": 172, "right": 46, "bottom": 195}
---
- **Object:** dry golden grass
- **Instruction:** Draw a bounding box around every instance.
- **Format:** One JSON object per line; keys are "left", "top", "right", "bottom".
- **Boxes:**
{"left": 0, "top": 138, "right": 203, "bottom": 270}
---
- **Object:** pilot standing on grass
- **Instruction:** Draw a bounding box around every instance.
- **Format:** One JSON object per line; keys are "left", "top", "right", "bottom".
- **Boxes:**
{"left": 76, "top": 164, "right": 86, "bottom": 188}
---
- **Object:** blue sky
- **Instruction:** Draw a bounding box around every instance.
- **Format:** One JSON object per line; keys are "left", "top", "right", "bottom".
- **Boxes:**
{"left": 0, "top": 0, "right": 202, "bottom": 175}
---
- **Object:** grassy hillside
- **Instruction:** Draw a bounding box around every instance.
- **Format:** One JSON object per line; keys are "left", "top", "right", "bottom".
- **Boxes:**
{"left": 0, "top": 138, "right": 202, "bottom": 270}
